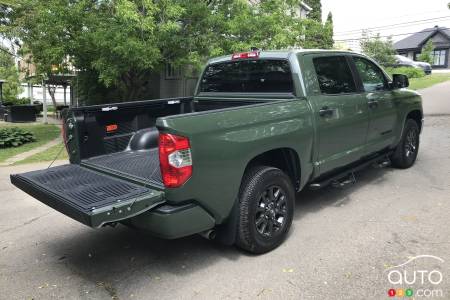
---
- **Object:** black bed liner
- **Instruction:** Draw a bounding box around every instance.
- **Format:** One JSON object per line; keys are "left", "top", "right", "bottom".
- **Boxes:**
{"left": 11, "top": 164, "right": 164, "bottom": 227}
{"left": 81, "top": 149, "right": 163, "bottom": 187}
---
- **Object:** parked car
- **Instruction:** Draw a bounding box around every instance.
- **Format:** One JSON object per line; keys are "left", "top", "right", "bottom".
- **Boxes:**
{"left": 394, "top": 54, "right": 432, "bottom": 74}
{"left": 11, "top": 50, "right": 423, "bottom": 254}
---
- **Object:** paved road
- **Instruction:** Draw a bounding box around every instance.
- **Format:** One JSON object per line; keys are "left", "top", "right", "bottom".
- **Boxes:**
{"left": 1, "top": 104, "right": 450, "bottom": 299}
{"left": 420, "top": 80, "right": 450, "bottom": 116}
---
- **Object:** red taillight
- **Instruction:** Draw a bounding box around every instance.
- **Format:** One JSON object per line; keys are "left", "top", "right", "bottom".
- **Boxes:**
{"left": 232, "top": 51, "right": 260, "bottom": 60}
{"left": 106, "top": 124, "right": 118, "bottom": 133}
{"left": 159, "top": 133, "right": 192, "bottom": 188}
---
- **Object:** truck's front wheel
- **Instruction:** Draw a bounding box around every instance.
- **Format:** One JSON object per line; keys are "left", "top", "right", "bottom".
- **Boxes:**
{"left": 236, "top": 166, "right": 295, "bottom": 254}
{"left": 391, "top": 119, "right": 420, "bottom": 169}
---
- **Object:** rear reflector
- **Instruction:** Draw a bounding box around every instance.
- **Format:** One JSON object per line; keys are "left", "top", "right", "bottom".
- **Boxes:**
{"left": 106, "top": 124, "right": 118, "bottom": 132}
{"left": 232, "top": 51, "right": 260, "bottom": 60}
{"left": 159, "top": 133, "right": 192, "bottom": 188}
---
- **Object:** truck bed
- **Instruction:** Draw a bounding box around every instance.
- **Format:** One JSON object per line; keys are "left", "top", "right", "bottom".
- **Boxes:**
{"left": 82, "top": 149, "right": 163, "bottom": 187}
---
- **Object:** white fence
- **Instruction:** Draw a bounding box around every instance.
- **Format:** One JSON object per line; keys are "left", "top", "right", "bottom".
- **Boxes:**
{"left": 18, "top": 83, "right": 71, "bottom": 105}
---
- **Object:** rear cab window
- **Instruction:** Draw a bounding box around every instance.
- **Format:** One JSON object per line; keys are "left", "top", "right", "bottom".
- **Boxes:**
{"left": 199, "top": 59, "right": 294, "bottom": 94}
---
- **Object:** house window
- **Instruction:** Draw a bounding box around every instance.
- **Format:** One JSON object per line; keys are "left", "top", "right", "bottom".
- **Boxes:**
{"left": 431, "top": 50, "right": 447, "bottom": 66}
{"left": 165, "top": 63, "right": 181, "bottom": 79}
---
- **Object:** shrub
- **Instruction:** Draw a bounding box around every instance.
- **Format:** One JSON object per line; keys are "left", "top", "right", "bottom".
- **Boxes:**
{"left": 0, "top": 127, "right": 36, "bottom": 148}
{"left": 385, "top": 66, "right": 425, "bottom": 79}
{"left": 3, "top": 98, "right": 30, "bottom": 106}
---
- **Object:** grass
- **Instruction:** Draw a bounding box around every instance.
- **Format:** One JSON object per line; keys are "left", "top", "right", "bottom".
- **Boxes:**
{"left": 408, "top": 73, "right": 450, "bottom": 90}
{"left": 15, "top": 142, "right": 68, "bottom": 165}
{"left": 0, "top": 123, "right": 61, "bottom": 163}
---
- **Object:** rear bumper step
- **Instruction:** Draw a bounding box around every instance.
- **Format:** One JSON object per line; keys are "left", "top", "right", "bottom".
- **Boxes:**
{"left": 11, "top": 164, "right": 164, "bottom": 228}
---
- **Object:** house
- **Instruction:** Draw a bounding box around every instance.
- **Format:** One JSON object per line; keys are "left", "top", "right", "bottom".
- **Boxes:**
{"left": 394, "top": 26, "right": 450, "bottom": 69}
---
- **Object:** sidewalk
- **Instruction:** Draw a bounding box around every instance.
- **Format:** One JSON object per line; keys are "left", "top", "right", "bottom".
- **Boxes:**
{"left": 0, "top": 137, "right": 62, "bottom": 166}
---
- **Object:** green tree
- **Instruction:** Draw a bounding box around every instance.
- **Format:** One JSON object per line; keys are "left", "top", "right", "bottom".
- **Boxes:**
{"left": 324, "top": 12, "right": 334, "bottom": 48}
{"left": 360, "top": 33, "right": 396, "bottom": 66}
{"left": 0, "top": 47, "right": 22, "bottom": 103}
{"left": 303, "top": 0, "right": 322, "bottom": 22}
{"left": 4, "top": 0, "right": 332, "bottom": 103}
{"left": 418, "top": 40, "right": 434, "bottom": 64}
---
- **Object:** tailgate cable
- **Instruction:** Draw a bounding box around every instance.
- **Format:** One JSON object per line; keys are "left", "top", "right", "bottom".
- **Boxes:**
{"left": 47, "top": 143, "right": 66, "bottom": 169}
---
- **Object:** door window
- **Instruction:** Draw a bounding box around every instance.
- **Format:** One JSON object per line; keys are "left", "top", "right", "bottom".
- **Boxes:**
{"left": 353, "top": 57, "right": 387, "bottom": 92}
{"left": 312, "top": 56, "right": 357, "bottom": 94}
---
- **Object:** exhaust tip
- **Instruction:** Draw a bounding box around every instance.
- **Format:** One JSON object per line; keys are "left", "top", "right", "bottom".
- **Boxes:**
{"left": 199, "top": 229, "right": 216, "bottom": 240}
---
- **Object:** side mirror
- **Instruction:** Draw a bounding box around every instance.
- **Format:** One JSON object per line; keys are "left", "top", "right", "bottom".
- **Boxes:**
{"left": 392, "top": 74, "right": 409, "bottom": 89}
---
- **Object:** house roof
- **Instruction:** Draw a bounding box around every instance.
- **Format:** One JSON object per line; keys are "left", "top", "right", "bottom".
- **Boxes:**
{"left": 300, "top": 1, "right": 312, "bottom": 12}
{"left": 248, "top": 0, "right": 312, "bottom": 12}
{"left": 394, "top": 26, "right": 450, "bottom": 50}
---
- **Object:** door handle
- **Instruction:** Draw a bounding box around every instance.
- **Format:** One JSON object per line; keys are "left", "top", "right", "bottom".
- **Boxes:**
{"left": 319, "top": 106, "right": 334, "bottom": 117}
{"left": 367, "top": 93, "right": 379, "bottom": 109}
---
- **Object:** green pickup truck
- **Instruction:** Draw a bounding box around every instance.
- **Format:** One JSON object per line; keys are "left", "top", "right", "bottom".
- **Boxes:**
{"left": 11, "top": 50, "right": 423, "bottom": 253}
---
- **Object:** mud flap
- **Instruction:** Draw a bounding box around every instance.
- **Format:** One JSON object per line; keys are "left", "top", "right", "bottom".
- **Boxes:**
{"left": 10, "top": 164, "right": 164, "bottom": 228}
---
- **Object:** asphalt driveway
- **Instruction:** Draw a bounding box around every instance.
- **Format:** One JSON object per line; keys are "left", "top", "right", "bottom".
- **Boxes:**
{"left": 1, "top": 91, "right": 450, "bottom": 299}
{"left": 420, "top": 80, "right": 450, "bottom": 115}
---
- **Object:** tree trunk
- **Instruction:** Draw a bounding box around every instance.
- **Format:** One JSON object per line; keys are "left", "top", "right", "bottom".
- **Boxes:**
{"left": 120, "top": 70, "right": 150, "bottom": 101}
{"left": 47, "top": 85, "right": 58, "bottom": 116}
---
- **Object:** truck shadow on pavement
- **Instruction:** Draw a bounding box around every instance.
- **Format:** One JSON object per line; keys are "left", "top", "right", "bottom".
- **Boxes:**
{"left": 290, "top": 166, "right": 392, "bottom": 227}
{"left": 45, "top": 166, "right": 393, "bottom": 295}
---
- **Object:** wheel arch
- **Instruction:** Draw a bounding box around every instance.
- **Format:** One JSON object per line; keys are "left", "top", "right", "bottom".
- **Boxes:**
{"left": 405, "top": 109, "right": 423, "bottom": 133}
{"left": 243, "top": 147, "right": 302, "bottom": 192}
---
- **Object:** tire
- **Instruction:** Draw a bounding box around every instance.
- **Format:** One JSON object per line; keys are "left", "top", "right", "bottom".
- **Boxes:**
{"left": 391, "top": 119, "right": 420, "bottom": 169}
{"left": 235, "top": 166, "right": 295, "bottom": 254}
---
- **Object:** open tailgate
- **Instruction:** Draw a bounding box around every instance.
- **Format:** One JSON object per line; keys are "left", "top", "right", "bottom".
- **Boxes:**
{"left": 10, "top": 164, "right": 164, "bottom": 228}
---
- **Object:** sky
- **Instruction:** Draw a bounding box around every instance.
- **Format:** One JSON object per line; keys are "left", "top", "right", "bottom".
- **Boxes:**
{"left": 322, "top": 0, "right": 450, "bottom": 50}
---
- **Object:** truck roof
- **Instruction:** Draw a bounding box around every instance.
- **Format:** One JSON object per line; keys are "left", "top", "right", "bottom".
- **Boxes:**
{"left": 207, "top": 49, "right": 361, "bottom": 64}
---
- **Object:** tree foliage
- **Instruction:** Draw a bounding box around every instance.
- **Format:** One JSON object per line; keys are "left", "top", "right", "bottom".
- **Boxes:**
{"left": 418, "top": 40, "right": 434, "bottom": 64}
{"left": 360, "top": 33, "right": 396, "bottom": 66}
{"left": 3, "top": 0, "right": 333, "bottom": 103}
{"left": 0, "top": 47, "right": 22, "bottom": 102}
{"left": 324, "top": 12, "right": 333, "bottom": 48}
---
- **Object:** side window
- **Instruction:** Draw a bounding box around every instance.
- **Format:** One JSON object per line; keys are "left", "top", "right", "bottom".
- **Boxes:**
{"left": 353, "top": 57, "right": 387, "bottom": 92}
{"left": 313, "top": 56, "right": 357, "bottom": 95}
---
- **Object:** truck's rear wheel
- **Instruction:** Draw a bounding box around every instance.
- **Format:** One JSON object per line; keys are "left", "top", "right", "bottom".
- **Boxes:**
{"left": 236, "top": 166, "right": 295, "bottom": 254}
{"left": 391, "top": 119, "right": 420, "bottom": 169}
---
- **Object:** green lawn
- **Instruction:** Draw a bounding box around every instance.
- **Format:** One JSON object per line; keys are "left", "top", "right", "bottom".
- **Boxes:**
{"left": 0, "top": 123, "right": 61, "bottom": 163}
{"left": 409, "top": 73, "right": 450, "bottom": 90}
{"left": 15, "top": 142, "right": 68, "bottom": 165}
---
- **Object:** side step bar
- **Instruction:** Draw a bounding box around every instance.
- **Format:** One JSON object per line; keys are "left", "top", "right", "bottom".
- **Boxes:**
{"left": 309, "top": 152, "right": 392, "bottom": 190}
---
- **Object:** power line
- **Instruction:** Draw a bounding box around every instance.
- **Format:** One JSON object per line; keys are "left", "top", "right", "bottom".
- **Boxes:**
{"left": 357, "top": 9, "right": 447, "bottom": 23}
{"left": 334, "top": 28, "right": 442, "bottom": 42}
{"left": 330, "top": 9, "right": 442, "bottom": 22}
{"left": 335, "top": 18, "right": 450, "bottom": 38}
{"left": 334, "top": 16, "right": 450, "bottom": 35}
